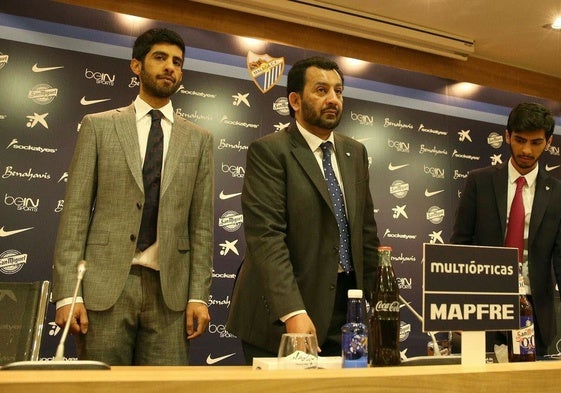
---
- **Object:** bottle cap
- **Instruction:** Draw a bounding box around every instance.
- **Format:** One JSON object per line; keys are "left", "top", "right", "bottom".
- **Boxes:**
{"left": 348, "top": 289, "right": 363, "bottom": 299}
{"left": 378, "top": 246, "right": 392, "bottom": 251}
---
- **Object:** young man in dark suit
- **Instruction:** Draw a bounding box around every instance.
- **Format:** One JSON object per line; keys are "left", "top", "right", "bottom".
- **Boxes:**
{"left": 451, "top": 102, "right": 561, "bottom": 356}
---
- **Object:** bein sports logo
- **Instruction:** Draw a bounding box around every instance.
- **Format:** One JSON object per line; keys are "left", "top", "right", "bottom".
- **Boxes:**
{"left": 4, "top": 193, "right": 39, "bottom": 212}
{"left": 221, "top": 163, "right": 245, "bottom": 178}
{"left": 84, "top": 68, "right": 115, "bottom": 86}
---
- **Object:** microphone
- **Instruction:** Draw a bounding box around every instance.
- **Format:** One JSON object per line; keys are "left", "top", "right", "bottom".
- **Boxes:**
{"left": 1, "top": 260, "right": 110, "bottom": 370}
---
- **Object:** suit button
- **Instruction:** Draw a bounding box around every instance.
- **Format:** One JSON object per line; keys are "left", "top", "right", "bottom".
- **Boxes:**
{"left": 136, "top": 202, "right": 142, "bottom": 209}
{"left": 130, "top": 234, "right": 136, "bottom": 242}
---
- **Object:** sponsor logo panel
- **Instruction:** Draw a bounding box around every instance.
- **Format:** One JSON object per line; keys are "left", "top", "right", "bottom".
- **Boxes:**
{"left": 4, "top": 193, "right": 39, "bottom": 212}
{"left": 0, "top": 249, "right": 28, "bottom": 274}
{"left": 28, "top": 84, "right": 58, "bottom": 105}
{"left": 218, "top": 210, "right": 243, "bottom": 232}
{"left": 247, "top": 51, "right": 284, "bottom": 93}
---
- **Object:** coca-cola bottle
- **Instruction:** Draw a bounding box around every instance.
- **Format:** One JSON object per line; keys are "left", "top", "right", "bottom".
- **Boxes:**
{"left": 369, "top": 246, "right": 400, "bottom": 366}
{"left": 507, "top": 267, "right": 536, "bottom": 362}
{"left": 341, "top": 289, "right": 368, "bottom": 368}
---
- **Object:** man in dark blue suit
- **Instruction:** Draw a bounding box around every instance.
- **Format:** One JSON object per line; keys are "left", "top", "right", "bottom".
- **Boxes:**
{"left": 451, "top": 102, "right": 561, "bottom": 356}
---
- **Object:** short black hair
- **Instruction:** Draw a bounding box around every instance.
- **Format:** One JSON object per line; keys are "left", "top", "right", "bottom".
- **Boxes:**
{"left": 507, "top": 102, "right": 555, "bottom": 139}
{"left": 132, "top": 28, "right": 186, "bottom": 62}
{"left": 286, "top": 56, "right": 344, "bottom": 117}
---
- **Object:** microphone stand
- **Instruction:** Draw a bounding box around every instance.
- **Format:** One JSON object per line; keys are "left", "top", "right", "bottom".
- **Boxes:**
{"left": 399, "top": 295, "right": 442, "bottom": 357}
{"left": 2, "top": 261, "right": 110, "bottom": 370}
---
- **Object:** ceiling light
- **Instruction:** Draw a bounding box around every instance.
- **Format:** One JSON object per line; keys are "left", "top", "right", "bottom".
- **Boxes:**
{"left": 552, "top": 17, "right": 561, "bottom": 29}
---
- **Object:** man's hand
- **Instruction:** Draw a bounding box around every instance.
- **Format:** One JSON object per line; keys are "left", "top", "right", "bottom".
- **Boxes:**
{"left": 55, "top": 303, "right": 88, "bottom": 335}
{"left": 186, "top": 302, "right": 210, "bottom": 339}
{"left": 284, "top": 313, "right": 321, "bottom": 352}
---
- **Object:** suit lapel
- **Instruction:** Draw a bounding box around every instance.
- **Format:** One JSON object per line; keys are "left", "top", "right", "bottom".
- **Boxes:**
{"left": 529, "top": 168, "right": 553, "bottom": 245}
{"left": 288, "top": 126, "right": 334, "bottom": 213}
{"left": 492, "top": 163, "right": 509, "bottom": 236}
{"left": 160, "top": 115, "right": 186, "bottom": 196}
{"left": 114, "top": 104, "right": 143, "bottom": 192}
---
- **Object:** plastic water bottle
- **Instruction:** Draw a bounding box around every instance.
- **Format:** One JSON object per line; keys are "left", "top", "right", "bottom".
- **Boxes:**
{"left": 341, "top": 289, "right": 368, "bottom": 368}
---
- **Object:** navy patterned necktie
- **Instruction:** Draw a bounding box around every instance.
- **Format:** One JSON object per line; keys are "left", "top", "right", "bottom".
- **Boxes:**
{"left": 137, "top": 109, "right": 164, "bottom": 251}
{"left": 320, "top": 141, "right": 352, "bottom": 274}
{"left": 505, "top": 176, "right": 526, "bottom": 262}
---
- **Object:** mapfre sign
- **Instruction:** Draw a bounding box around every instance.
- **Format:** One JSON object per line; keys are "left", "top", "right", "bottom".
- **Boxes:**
{"left": 422, "top": 244, "right": 519, "bottom": 332}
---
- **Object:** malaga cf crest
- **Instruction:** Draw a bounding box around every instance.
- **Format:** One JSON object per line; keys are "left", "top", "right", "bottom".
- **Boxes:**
{"left": 247, "top": 51, "right": 284, "bottom": 94}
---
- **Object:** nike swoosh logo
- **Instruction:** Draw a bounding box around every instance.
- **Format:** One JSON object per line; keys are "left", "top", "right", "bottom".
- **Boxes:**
{"left": 388, "top": 163, "right": 409, "bottom": 171}
{"left": 0, "top": 226, "right": 34, "bottom": 237}
{"left": 545, "top": 164, "right": 560, "bottom": 172}
{"left": 32, "top": 63, "right": 64, "bottom": 72}
{"left": 219, "top": 191, "right": 242, "bottom": 200}
{"left": 80, "top": 96, "right": 111, "bottom": 106}
{"left": 425, "top": 189, "right": 445, "bottom": 197}
{"left": 206, "top": 353, "right": 235, "bottom": 365}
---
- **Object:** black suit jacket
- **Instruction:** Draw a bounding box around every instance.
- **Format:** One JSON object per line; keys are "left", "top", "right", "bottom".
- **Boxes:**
{"left": 227, "top": 124, "right": 380, "bottom": 353}
{"left": 451, "top": 162, "right": 561, "bottom": 346}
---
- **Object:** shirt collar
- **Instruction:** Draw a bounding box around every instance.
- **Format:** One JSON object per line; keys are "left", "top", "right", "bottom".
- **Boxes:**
{"left": 133, "top": 95, "right": 174, "bottom": 124}
{"left": 508, "top": 159, "right": 538, "bottom": 188}
{"left": 295, "top": 121, "right": 335, "bottom": 152}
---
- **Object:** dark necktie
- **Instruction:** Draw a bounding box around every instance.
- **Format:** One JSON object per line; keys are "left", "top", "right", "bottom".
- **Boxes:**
{"left": 320, "top": 141, "right": 352, "bottom": 274}
{"left": 137, "top": 109, "right": 164, "bottom": 251}
{"left": 505, "top": 176, "right": 526, "bottom": 262}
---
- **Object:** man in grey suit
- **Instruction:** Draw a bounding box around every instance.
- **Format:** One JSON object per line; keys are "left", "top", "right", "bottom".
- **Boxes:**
{"left": 451, "top": 102, "right": 561, "bottom": 356}
{"left": 52, "top": 28, "right": 214, "bottom": 365}
{"left": 227, "top": 57, "right": 380, "bottom": 363}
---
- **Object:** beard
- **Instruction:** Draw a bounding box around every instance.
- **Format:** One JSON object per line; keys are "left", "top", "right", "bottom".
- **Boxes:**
{"left": 300, "top": 99, "right": 342, "bottom": 130}
{"left": 509, "top": 144, "right": 539, "bottom": 171}
{"left": 139, "top": 68, "right": 181, "bottom": 99}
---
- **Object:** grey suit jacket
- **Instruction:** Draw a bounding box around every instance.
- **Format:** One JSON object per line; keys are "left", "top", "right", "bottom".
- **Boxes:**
{"left": 451, "top": 162, "right": 561, "bottom": 345}
{"left": 227, "top": 124, "right": 380, "bottom": 353}
{"left": 52, "top": 103, "right": 214, "bottom": 312}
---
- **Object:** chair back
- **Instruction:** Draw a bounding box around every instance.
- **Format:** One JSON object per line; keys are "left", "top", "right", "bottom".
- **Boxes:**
{"left": 0, "top": 281, "right": 50, "bottom": 365}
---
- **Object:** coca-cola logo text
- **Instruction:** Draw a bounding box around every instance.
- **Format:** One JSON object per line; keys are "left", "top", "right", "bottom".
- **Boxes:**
{"left": 374, "top": 300, "right": 400, "bottom": 313}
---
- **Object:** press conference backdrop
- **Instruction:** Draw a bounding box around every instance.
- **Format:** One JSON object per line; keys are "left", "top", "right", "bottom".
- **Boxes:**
{"left": 0, "top": 9, "right": 560, "bottom": 365}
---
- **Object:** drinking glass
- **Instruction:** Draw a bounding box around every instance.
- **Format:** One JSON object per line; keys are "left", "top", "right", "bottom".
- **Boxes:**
{"left": 277, "top": 333, "right": 319, "bottom": 369}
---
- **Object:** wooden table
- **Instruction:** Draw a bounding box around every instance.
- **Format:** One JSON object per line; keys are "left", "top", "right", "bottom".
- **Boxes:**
{"left": 2, "top": 362, "right": 560, "bottom": 393}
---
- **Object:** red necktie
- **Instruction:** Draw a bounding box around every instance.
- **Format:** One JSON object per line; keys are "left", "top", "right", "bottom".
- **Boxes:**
{"left": 505, "top": 176, "right": 526, "bottom": 262}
